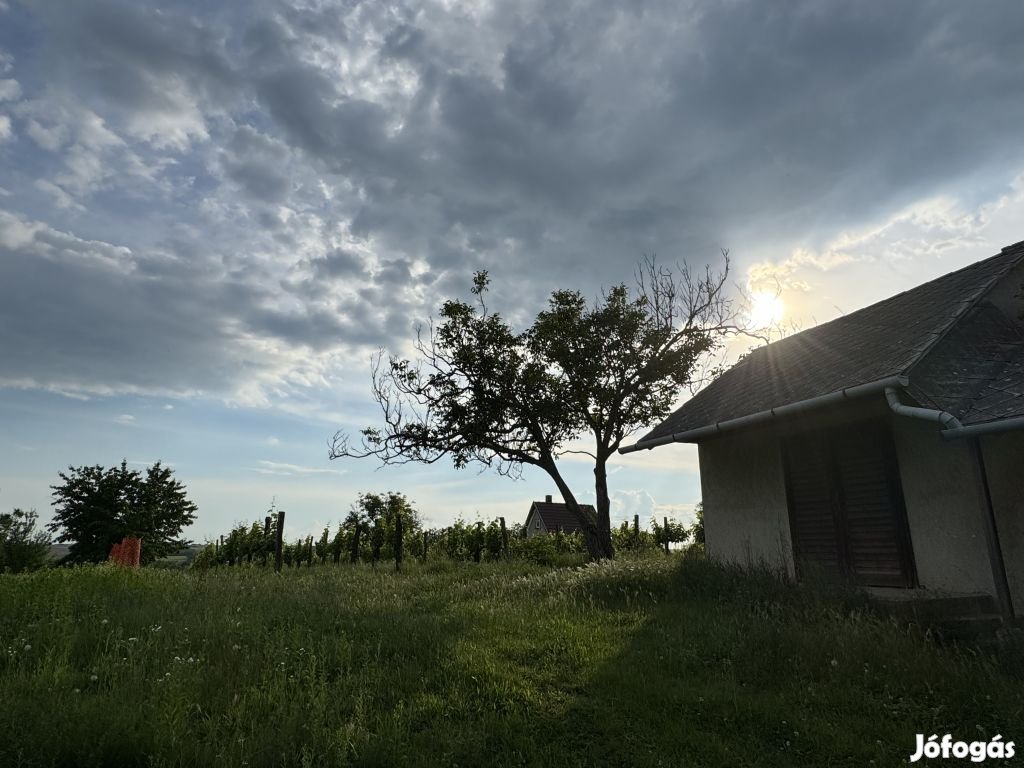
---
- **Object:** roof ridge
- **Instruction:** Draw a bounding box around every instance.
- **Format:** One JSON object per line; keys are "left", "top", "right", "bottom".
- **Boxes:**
{"left": 902, "top": 245, "right": 1024, "bottom": 380}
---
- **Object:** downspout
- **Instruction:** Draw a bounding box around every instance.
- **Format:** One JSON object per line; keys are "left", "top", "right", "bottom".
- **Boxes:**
{"left": 885, "top": 387, "right": 1014, "bottom": 620}
{"left": 883, "top": 388, "right": 962, "bottom": 430}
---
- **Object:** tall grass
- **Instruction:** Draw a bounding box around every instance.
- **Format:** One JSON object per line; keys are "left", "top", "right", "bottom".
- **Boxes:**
{"left": 0, "top": 556, "right": 1020, "bottom": 767}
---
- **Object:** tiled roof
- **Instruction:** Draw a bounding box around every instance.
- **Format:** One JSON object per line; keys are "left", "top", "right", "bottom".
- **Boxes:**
{"left": 529, "top": 501, "right": 595, "bottom": 533}
{"left": 907, "top": 299, "right": 1024, "bottom": 425}
{"left": 641, "top": 242, "right": 1024, "bottom": 441}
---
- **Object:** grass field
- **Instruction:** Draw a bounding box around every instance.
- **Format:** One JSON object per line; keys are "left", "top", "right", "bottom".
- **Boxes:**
{"left": 1, "top": 556, "right": 1021, "bottom": 767}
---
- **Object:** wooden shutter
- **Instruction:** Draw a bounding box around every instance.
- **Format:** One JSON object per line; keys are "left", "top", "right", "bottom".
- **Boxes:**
{"left": 783, "top": 421, "right": 915, "bottom": 588}
{"left": 832, "top": 425, "right": 914, "bottom": 587}
{"left": 783, "top": 433, "right": 844, "bottom": 581}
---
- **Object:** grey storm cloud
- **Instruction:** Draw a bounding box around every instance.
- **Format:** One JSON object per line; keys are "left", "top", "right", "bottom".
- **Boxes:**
{"left": 218, "top": 126, "right": 291, "bottom": 203}
{"left": 2, "top": 0, "right": 1024, "bottom": 401}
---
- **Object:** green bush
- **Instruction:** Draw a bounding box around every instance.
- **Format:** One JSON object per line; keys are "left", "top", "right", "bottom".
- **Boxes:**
{"left": 0, "top": 508, "right": 51, "bottom": 574}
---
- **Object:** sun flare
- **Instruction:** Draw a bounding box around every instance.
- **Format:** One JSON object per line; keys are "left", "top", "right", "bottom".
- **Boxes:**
{"left": 748, "top": 291, "right": 785, "bottom": 329}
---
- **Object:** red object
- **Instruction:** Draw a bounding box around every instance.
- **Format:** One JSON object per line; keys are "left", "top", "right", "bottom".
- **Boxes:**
{"left": 108, "top": 536, "right": 142, "bottom": 567}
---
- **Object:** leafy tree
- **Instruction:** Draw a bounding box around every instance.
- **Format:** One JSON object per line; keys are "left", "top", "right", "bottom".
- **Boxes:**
{"left": 342, "top": 508, "right": 364, "bottom": 564}
{"left": 689, "top": 502, "right": 705, "bottom": 547}
{"left": 652, "top": 516, "right": 690, "bottom": 551}
{"left": 331, "top": 256, "right": 735, "bottom": 559}
{"left": 351, "top": 492, "right": 421, "bottom": 565}
{"left": 0, "top": 508, "right": 52, "bottom": 574}
{"left": 48, "top": 460, "right": 197, "bottom": 565}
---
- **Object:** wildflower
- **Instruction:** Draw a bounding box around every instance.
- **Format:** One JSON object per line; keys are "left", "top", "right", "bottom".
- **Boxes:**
{"left": 101, "top": 619, "right": 109, "bottom": 625}
{"left": 128, "top": 637, "right": 138, "bottom": 643}
{"left": 232, "top": 644, "right": 241, "bottom": 651}
{"left": 73, "top": 688, "right": 80, "bottom": 694}
{"left": 90, "top": 674, "right": 98, "bottom": 682}
{"left": 830, "top": 658, "right": 838, "bottom": 667}
{"left": 23, "top": 644, "right": 31, "bottom": 651}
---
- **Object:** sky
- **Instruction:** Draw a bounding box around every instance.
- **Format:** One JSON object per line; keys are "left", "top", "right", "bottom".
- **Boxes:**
{"left": 2, "top": 0, "right": 1024, "bottom": 543}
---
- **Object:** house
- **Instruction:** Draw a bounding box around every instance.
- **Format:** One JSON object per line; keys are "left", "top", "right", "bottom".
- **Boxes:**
{"left": 524, "top": 495, "right": 593, "bottom": 537}
{"left": 621, "top": 241, "right": 1024, "bottom": 619}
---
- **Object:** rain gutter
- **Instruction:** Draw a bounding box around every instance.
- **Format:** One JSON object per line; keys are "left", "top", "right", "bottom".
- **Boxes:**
{"left": 618, "top": 374, "right": 909, "bottom": 454}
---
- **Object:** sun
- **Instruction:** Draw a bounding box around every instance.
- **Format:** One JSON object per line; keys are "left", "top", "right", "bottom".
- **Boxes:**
{"left": 748, "top": 290, "right": 785, "bottom": 329}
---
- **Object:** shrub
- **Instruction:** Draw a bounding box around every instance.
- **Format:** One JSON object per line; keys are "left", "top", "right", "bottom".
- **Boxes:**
{"left": 0, "top": 508, "right": 51, "bottom": 574}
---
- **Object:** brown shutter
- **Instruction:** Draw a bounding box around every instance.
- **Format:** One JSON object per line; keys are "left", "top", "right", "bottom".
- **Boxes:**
{"left": 783, "top": 433, "right": 844, "bottom": 580}
{"left": 832, "top": 425, "right": 914, "bottom": 587}
{"left": 783, "top": 420, "right": 915, "bottom": 588}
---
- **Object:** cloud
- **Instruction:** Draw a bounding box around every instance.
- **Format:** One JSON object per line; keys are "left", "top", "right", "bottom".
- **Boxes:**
{"left": 0, "top": 209, "right": 355, "bottom": 404}
{"left": 126, "top": 459, "right": 175, "bottom": 468}
{"left": 0, "top": 114, "right": 10, "bottom": 142}
{"left": 0, "top": 78, "right": 19, "bottom": 101}
{"left": 216, "top": 125, "right": 292, "bottom": 203}
{"left": 1, "top": 0, "right": 1024, "bottom": 412}
{"left": 114, "top": 413, "right": 136, "bottom": 425}
{"left": 253, "top": 460, "right": 347, "bottom": 477}
{"left": 34, "top": 179, "right": 85, "bottom": 211}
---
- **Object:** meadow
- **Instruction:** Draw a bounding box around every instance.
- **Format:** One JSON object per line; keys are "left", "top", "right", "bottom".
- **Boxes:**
{"left": 1, "top": 555, "right": 1021, "bottom": 767}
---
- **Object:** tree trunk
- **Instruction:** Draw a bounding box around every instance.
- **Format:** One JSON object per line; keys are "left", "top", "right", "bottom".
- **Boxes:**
{"left": 542, "top": 458, "right": 608, "bottom": 560}
{"left": 593, "top": 458, "right": 615, "bottom": 559}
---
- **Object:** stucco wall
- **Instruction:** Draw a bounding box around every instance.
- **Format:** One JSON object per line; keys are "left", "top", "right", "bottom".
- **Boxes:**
{"left": 698, "top": 427, "right": 793, "bottom": 576}
{"left": 891, "top": 419, "right": 995, "bottom": 596}
{"left": 981, "top": 431, "right": 1024, "bottom": 615}
{"left": 695, "top": 398, "right": 1017, "bottom": 605}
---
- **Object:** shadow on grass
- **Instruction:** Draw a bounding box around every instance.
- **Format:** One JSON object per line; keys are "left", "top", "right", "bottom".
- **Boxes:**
{"left": 4, "top": 560, "right": 1021, "bottom": 768}
{"left": 417, "top": 558, "right": 1024, "bottom": 768}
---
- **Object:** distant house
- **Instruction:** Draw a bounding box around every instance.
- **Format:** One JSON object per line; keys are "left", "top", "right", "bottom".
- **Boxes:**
{"left": 525, "top": 495, "right": 594, "bottom": 537}
{"left": 622, "top": 242, "right": 1024, "bottom": 619}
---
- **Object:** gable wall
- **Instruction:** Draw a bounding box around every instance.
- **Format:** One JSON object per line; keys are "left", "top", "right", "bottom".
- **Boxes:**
{"left": 981, "top": 430, "right": 1024, "bottom": 616}
{"left": 525, "top": 507, "right": 547, "bottom": 538}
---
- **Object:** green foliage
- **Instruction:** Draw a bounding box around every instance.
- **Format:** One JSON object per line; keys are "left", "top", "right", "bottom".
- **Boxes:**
{"left": 0, "top": 559, "right": 1020, "bottom": 767}
{"left": 351, "top": 491, "right": 421, "bottom": 565}
{"left": 651, "top": 516, "right": 690, "bottom": 549}
{"left": 189, "top": 543, "right": 219, "bottom": 571}
{"left": 333, "top": 258, "right": 734, "bottom": 561}
{"left": 510, "top": 531, "right": 586, "bottom": 565}
{"left": 611, "top": 520, "right": 659, "bottom": 553}
{"left": 0, "top": 508, "right": 51, "bottom": 574}
{"left": 48, "top": 460, "right": 197, "bottom": 565}
{"left": 690, "top": 501, "right": 705, "bottom": 546}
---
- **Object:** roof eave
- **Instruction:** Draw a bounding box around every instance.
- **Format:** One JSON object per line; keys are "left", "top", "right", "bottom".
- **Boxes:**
{"left": 619, "top": 374, "right": 909, "bottom": 454}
